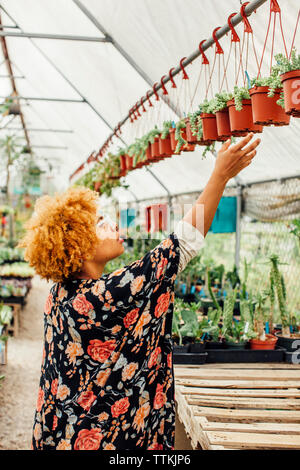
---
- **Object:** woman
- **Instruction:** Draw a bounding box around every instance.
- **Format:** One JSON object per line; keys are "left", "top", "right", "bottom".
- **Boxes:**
{"left": 20, "top": 134, "right": 260, "bottom": 450}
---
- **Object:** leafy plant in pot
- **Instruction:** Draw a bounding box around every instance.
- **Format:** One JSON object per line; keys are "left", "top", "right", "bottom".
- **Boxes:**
{"left": 247, "top": 292, "right": 278, "bottom": 350}
{"left": 227, "top": 86, "right": 263, "bottom": 136}
{"left": 249, "top": 66, "right": 291, "bottom": 126}
{"left": 159, "top": 121, "right": 173, "bottom": 157}
{"left": 178, "top": 302, "right": 206, "bottom": 353}
{"left": 200, "top": 98, "right": 220, "bottom": 142}
{"left": 205, "top": 270, "right": 224, "bottom": 349}
{"left": 148, "top": 126, "right": 162, "bottom": 161}
{"left": 275, "top": 49, "right": 300, "bottom": 117}
{"left": 174, "top": 119, "right": 195, "bottom": 153}
{"left": 222, "top": 288, "right": 252, "bottom": 349}
{"left": 172, "top": 298, "right": 189, "bottom": 352}
{"left": 213, "top": 91, "right": 232, "bottom": 139}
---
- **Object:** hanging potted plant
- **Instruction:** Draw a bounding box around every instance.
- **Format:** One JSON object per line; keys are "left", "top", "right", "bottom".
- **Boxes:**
{"left": 117, "top": 148, "right": 127, "bottom": 176}
{"left": 125, "top": 143, "right": 134, "bottom": 171}
{"left": 159, "top": 121, "right": 173, "bottom": 157}
{"left": 148, "top": 126, "right": 162, "bottom": 161}
{"left": 189, "top": 111, "right": 215, "bottom": 147}
{"left": 227, "top": 86, "right": 263, "bottom": 136}
{"left": 213, "top": 91, "right": 232, "bottom": 139}
{"left": 174, "top": 119, "right": 195, "bottom": 154}
{"left": 200, "top": 98, "right": 219, "bottom": 142}
{"left": 275, "top": 49, "right": 300, "bottom": 117}
{"left": 249, "top": 66, "right": 291, "bottom": 126}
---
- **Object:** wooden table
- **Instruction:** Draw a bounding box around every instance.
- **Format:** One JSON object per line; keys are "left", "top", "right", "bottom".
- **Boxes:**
{"left": 174, "top": 363, "right": 300, "bottom": 450}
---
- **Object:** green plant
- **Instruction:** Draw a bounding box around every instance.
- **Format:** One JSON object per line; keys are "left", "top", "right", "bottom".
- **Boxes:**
{"left": 200, "top": 98, "right": 216, "bottom": 114}
{"left": 188, "top": 110, "right": 203, "bottom": 140}
{"left": 251, "top": 65, "right": 284, "bottom": 107}
{"left": 213, "top": 91, "right": 232, "bottom": 112}
{"left": 231, "top": 85, "right": 250, "bottom": 111}
{"left": 175, "top": 119, "right": 187, "bottom": 153}
{"left": 269, "top": 254, "right": 290, "bottom": 336}
{"left": 0, "top": 304, "right": 12, "bottom": 325}
{"left": 274, "top": 49, "right": 300, "bottom": 74}
{"left": 161, "top": 121, "right": 172, "bottom": 139}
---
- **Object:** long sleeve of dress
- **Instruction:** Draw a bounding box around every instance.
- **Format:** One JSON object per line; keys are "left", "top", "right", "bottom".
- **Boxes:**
{"left": 173, "top": 220, "right": 205, "bottom": 273}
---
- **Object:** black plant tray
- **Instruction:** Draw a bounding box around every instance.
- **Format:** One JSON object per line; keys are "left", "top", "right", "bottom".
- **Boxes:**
{"left": 205, "top": 345, "right": 286, "bottom": 363}
{"left": 0, "top": 296, "right": 25, "bottom": 305}
{"left": 173, "top": 352, "right": 208, "bottom": 365}
{"left": 284, "top": 350, "right": 300, "bottom": 364}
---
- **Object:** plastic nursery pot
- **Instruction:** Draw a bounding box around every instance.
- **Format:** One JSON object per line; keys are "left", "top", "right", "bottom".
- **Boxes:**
{"left": 150, "top": 137, "right": 161, "bottom": 160}
{"left": 275, "top": 331, "right": 300, "bottom": 352}
{"left": 125, "top": 154, "right": 133, "bottom": 171}
{"left": 169, "top": 128, "right": 181, "bottom": 155}
{"left": 227, "top": 99, "right": 263, "bottom": 135}
{"left": 120, "top": 154, "right": 127, "bottom": 172}
{"left": 146, "top": 144, "right": 154, "bottom": 162}
{"left": 182, "top": 128, "right": 196, "bottom": 152}
{"left": 249, "top": 86, "right": 291, "bottom": 126}
{"left": 189, "top": 341, "right": 206, "bottom": 353}
{"left": 173, "top": 344, "right": 190, "bottom": 354}
{"left": 280, "top": 70, "right": 300, "bottom": 117}
{"left": 200, "top": 113, "right": 219, "bottom": 141}
{"left": 249, "top": 334, "right": 278, "bottom": 350}
{"left": 184, "top": 118, "right": 198, "bottom": 144}
{"left": 215, "top": 107, "right": 232, "bottom": 139}
{"left": 225, "top": 341, "right": 247, "bottom": 350}
{"left": 94, "top": 181, "right": 101, "bottom": 192}
{"left": 158, "top": 135, "right": 172, "bottom": 157}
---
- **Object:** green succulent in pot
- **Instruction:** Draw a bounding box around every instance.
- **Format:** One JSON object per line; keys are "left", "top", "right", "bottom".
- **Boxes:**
{"left": 161, "top": 120, "right": 172, "bottom": 139}
{"left": 174, "top": 119, "right": 187, "bottom": 153}
{"left": 213, "top": 91, "right": 232, "bottom": 112}
{"left": 231, "top": 86, "right": 250, "bottom": 111}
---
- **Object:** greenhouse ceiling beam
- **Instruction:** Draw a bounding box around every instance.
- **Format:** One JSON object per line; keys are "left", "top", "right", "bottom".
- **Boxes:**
{"left": 16, "top": 144, "right": 68, "bottom": 150}
{"left": 0, "top": 31, "right": 111, "bottom": 42}
{"left": 145, "top": 167, "right": 172, "bottom": 205}
{"left": 0, "top": 96, "right": 85, "bottom": 103}
{"left": 0, "top": 12, "right": 32, "bottom": 153}
{"left": 72, "top": 0, "right": 181, "bottom": 117}
{"left": 2, "top": 127, "right": 74, "bottom": 133}
{"left": 0, "top": 4, "right": 127, "bottom": 147}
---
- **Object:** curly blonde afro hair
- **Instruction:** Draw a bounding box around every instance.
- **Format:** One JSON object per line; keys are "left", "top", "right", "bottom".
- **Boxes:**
{"left": 18, "top": 186, "right": 99, "bottom": 282}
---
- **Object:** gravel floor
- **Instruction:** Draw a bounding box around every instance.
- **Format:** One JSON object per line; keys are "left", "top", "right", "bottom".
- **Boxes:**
{"left": 0, "top": 276, "right": 192, "bottom": 450}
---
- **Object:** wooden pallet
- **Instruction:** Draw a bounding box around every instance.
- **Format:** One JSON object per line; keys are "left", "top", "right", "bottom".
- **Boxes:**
{"left": 174, "top": 363, "right": 300, "bottom": 450}
{"left": 5, "top": 303, "right": 21, "bottom": 337}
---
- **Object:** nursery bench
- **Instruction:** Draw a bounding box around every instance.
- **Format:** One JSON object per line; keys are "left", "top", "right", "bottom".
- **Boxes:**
{"left": 5, "top": 303, "right": 21, "bottom": 338}
{"left": 174, "top": 362, "right": 300, "bottom": 450}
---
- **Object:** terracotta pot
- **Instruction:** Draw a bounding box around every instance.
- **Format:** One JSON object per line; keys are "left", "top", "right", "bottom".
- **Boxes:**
{"left": 125, "top": 154, "right": 133, "bottom": 171}
{"left": 151, "top": 137, "right": 162, "bottom": 160}
{"left": 249, "top": 86, "right": 290, "bottom": 126}
{"left": 227, "top": 99, "right": 263, "bottom": 135}
{"left": 169, "top": 128, "right": 181, "bottom": 154}
{"left": 249, "top": 334, "right": 278, "bottom": 350}
{"left": 120, "top": 154, "right": 127, "bottom": 172}
{"left": 200, "top": 113, "right": 218, "bottom": 141}
{"left": 215, "top": 107, "right": 232, "bottom": 139}
{"left": 159, "top": 135, "right": 172, "bottom": 157}
{"left": 280, "top": 70, "right": 300, "bottom": 117}
{"left": 185, "top": 118, "right": 198, "bottom": 143}
{"left": 146, "top": 144, "right": 153, "bottom": 161}
{"left": 94, "top": 181, "right": 101, "bottom": 192}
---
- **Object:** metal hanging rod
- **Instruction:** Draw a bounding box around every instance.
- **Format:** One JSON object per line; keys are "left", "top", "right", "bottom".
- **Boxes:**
{"left": 15, "top": 144, "right": 68, "bottom": 150}
{"left": 0, "top": 31, "right": 111, "bottom": 42}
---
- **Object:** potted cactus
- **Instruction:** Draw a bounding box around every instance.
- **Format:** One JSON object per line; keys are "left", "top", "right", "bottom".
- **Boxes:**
{"left": 221, "top": 288, "right": 248, "bottom": 349}
{"left": 249, "top": 66, "right": 291, "bottom": 126}
{"left": 275, "top": 49, "right": 300, "bottom": 117}
{"left": 247, "top": 292, "right": 278, "bottom": 350}
{"left": 227, "top": 86, "right": 263, "bottom": 136}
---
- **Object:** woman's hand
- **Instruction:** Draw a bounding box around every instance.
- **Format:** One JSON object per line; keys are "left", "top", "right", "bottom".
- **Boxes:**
{"left": 213, "top": 133, "right": 261, "bottom": 183}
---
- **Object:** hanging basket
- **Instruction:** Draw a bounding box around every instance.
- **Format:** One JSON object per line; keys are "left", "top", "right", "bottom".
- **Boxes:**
{"left": 249, "top": 86, "right": 290, "bottom": 126}
{"left": 200, "top": 113, "right": 218, "bottom": 141}
{"left": 184, "top": 118, "right": 198, "bottom": 144}
{"left": 94, "top": 181, "right": 102, "bottom": 192}
{"left": 280, "top": 70, "right": 300, "bottom": 117}
{"left": 227, "top": 99, "right": 263, "bottom": 135}
{"left": 169, "top": 128, "right": 181, "bottom": 155}
{"left": 249, "top": 334, "right": 278, "bottom": 350}
{"left": 151, "top": 137, "right": 163, "bottom": 160}
{"left": 215, "top": 107, "right": 232, "bottom": 139}
{"left": 159, "top": 135, "right": 172, "bottom": 157}
{"left": 125, "top": 154, "right": 133, "bottom": 171}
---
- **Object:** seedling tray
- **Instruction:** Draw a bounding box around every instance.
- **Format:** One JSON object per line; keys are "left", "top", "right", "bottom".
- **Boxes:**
{"left": 0, "top": 296, "right": 25, "bottom": 305}
{"left": 205, "top": 345, "right": 286, "bottom": 363}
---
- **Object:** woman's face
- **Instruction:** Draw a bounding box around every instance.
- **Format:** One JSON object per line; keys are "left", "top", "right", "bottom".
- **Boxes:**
{"left": 93, "top": 215, "right": 125, "bottom": 263}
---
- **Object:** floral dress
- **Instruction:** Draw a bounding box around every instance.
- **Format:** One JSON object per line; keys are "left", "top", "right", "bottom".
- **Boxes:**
{"left": 32, "top": 233, "right": 180, "bottom": 450}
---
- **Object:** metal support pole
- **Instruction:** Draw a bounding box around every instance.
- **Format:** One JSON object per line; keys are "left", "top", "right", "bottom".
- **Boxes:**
{"left": 145, "top": 167, "right": 172, "bottom": 208}
{"left": 0, "top": 95, "right": 84, "bottom": 103}
{"left": 235, "top": 186, "right": 242, "bottom": 272}
{"left": 1, "top": 127, "right": 74, "bottom": 133}
{"left": 0, "top": 31, "right": 111, "bottom": 42}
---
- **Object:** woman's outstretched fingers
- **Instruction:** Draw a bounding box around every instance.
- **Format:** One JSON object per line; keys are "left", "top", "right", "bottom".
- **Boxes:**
{"left": 241, "top": 138, "right": 261, "bottom": 156}
{"left": 232, "top": 133, "right": 254, "bottom": 152}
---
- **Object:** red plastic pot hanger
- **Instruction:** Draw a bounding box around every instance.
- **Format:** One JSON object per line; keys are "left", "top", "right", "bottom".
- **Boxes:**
{"left": 199, "top": 40, "right": 209, "bottom": 64}
{"left": 153, "top": 82, "right": 160, "bottom": 101}
{"left": 228, "top": 13, "right": 240, "bottom": 42}
{"left": 140, "top": 97, "right": 146, "bottom": 112}
{"left": 212, "top": 27, "right": 224, "bottom": 54}
{"left": 240, "top": 2, "right": 253, "bottom": 33}
{"left": 160, "top": 75, "right": 168, "bottom": 95}
{"left": 179, "top": 57, "right": 189, "bottom": 79}
{"left": 169, "top": 67, "right": 177, "bottom": 88}
{"left": 146, "top": 90, "right": 153, "bottom": 107}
